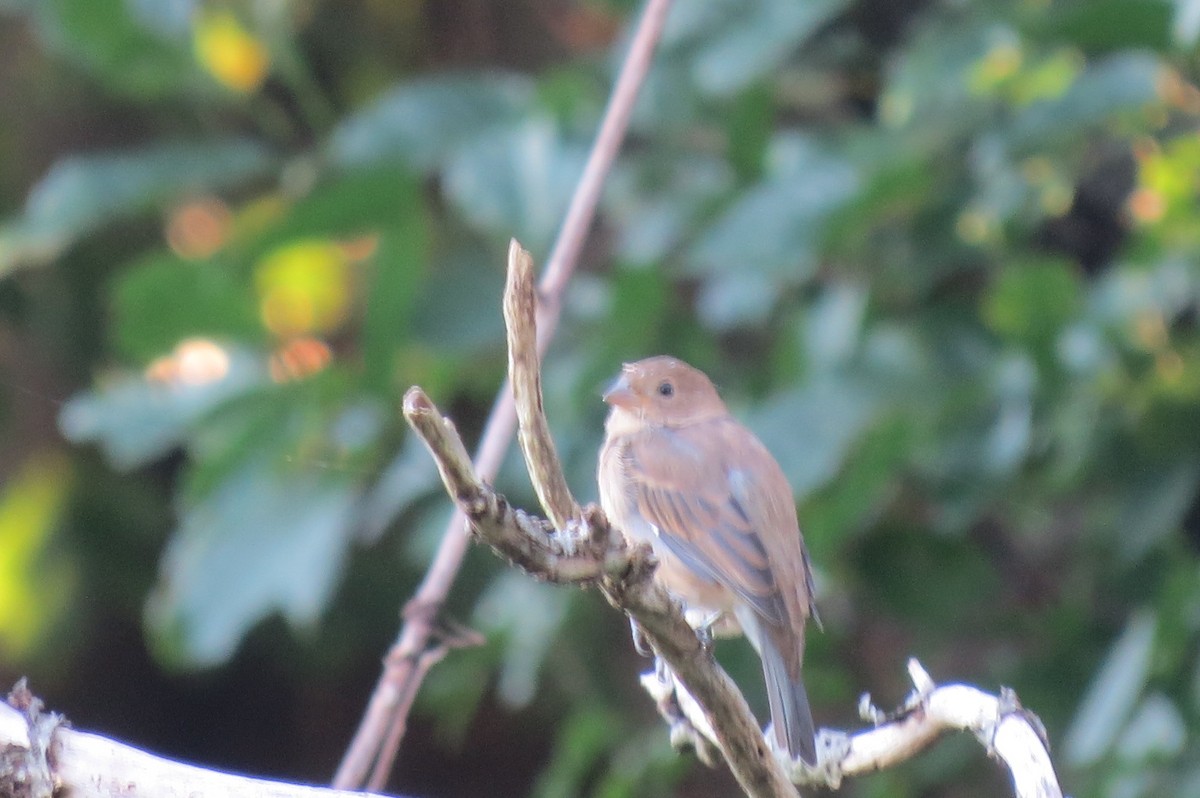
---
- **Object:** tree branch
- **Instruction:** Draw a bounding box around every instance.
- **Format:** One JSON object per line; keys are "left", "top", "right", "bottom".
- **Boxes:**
{"left": 403, "top": 387, "right": 799, "bottom": 798}
{"left": 331, "top": 0, "right": 674, "bottom": 789}
{"left": 503, "top": 240, "right": 581, "bottom": 532}
{"left": 398, "top": 243, "right": 1067, "bottom": 798}
{"left": 0, "top": 691, "right": 405, "bottom": 798}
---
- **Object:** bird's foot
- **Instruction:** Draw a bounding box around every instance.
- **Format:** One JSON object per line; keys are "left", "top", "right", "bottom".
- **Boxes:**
{"left": 687, "top": 610, "right": 723, "bottom": 652}
{"left": 629, "top": 618, "right": 653, "bottom": 657}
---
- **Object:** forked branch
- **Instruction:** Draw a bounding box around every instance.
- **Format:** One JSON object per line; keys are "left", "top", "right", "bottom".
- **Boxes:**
{"left": 399, "top": 242, "right": 1066, "bottom": 798}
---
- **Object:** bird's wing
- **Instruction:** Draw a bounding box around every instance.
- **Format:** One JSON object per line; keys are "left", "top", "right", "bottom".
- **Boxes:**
{"left": 622, "top": 419, "right": 805, "bottom": 627}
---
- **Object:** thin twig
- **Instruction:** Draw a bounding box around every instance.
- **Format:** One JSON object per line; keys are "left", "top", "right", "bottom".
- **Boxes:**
{"left": 503, "top": 240, "right": 581, "bottom": 531}
{"left": 365, "top": 646, "right": 447, "bottom": 792}
{"left": 331, "top": 0, "right": 674, "bottom": 788}
{"left": 497, "top": 243, "right": 795, "bottom": 793}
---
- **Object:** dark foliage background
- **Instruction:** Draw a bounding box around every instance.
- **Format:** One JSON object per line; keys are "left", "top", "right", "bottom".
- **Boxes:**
{"left": 2, "top": 1, "right": 1199, "bottom": 796}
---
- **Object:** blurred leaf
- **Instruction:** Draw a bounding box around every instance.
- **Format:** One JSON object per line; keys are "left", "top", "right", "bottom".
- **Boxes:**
{"left": 58, "top": 347, "right": 267, "bottom": 469}
{"left": 609, "top": 154, "right": 732, "bottom": 265}
{"left": 1065, "top": 610, "right": 1157, "bottom": 766}
{"left": 442, "top": 117, "right": 588, "bottom": 252}
{"left": 193, "top": 9, "right": 269, "bottom": 93}
{"left": 802, "top": 417, "right": 908, "bottom": 553}
{"left": 246, "top": 166, "right": 424, "bottom": 258}
{"left": 532, "top": 705, "right": 627, "bottom": 798}
{"left": 983, "top": 353, "right": 1036, "bottom": 474}
{"left": 111, "top": 255, "right": 262, "bottom": 362}
{"left": 880, "top": 20, "right": 994, "bottom": 138}
{"left": 695, "top": 270, "right": 777, "bottom": 330}
{"left": 686, "top": 0, "right": 851, "bottom": 97}
{"left": 983, "top": 259, "right": 1082, "bottom": 346}
{"left": 410, "top": 246, "right": 506, "bottom": 354}
{"left": 804, "top": 282, "right": 869, "bottom": 369}
{"left": 361, "top": 217, "right": 430, "bottom": 393}
{"left": 1009, "top": 53, "right": 1161, "bottom": 147}
{"left": 746, "top": 371, "right": 880, "bottom": 498}
{"left": 255, "top": 239, "right": 353, "bottom": 337}
{"left": 126, "top": 0, "right": 195, "bottom": 38}
{"left": 1113, "top": 460, "right": 1200, "bottom": 561}
{"left": 0, "top": 453, "right": 74, "bottom": 658}
{"left": 1031, "top": 0, "right": 1173, "bottom": 53}
{"left": 1176, "top": 0, "right": 1200, "bottom": 45}
{"left": 147, "top": 456, "right": 359, "bottom": 666}
{"left": 1, "top": 139, "right": 274, "bottom": 275}
{"left": 1118, "top": 692, "right": 1187, "bottom": 760}
{"left": 688, "top": 137, "right": 859, "bottom": 280}
{"left": 474, "top": 572, "right": 571, "bottom": 708}
{"left": 358, "top": 438, "right": 440, "bottom": 543}
{"left": 327, "top": 73, "right": 535, "bottom": 173}
{"left": 32, "top": 0, "right": 197, "bottom": 97}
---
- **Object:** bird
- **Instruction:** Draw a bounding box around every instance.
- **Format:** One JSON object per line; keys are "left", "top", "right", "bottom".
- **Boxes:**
{"left": 597, "top": 355, "right": 818, "bottom": 764}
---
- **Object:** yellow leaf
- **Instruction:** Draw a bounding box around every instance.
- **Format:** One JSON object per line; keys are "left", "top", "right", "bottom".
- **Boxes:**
{"left": 256, "top": 240, "right": 353, "bottom": 338}
{"left": 194, "top": 10, "right": 269, "bottom": 93}
{"left": 0, "top": 453, "right": 74, "bottom": 659}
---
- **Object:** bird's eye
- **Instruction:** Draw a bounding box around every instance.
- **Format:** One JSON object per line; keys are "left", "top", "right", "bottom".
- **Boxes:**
{"left": 657, "top": 381, "right": 674, "bottom": 397}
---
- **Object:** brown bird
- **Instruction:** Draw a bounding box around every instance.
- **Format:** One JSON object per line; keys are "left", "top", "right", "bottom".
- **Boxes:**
{"left": 598, "top": 355, "right": 818, "bottom": 764}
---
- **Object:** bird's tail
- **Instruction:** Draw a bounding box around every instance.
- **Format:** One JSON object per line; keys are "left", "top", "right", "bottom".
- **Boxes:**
{"left": 753, "top": 621, "right": 816, "bottom": 765}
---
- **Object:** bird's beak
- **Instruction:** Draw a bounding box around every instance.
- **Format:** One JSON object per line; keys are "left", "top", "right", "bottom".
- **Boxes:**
{"left": 602, "top": 371, "right": 638, "bottom": 409}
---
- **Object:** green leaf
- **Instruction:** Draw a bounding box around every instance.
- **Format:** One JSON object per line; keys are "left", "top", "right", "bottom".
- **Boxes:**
{"left": 474, "top": 572, "right": 570, "bottom": 708}
{"left": 532, "top": 706, "right": 626, "bottom": 798}
{"left": 879, "top": 20, "right": 994, "bottom": 140}
{"left": 1177, "top": 0, "right": 1200, "bottom": 46}
{"left": 58, "top": 349, "right": 268, "bottom": 470}
{"left": 353, "top": 175, "right": 429, "bottom": 392}
{"left": 691, "top": 0, "right": 850, "bottom": 96}
{"left": 1118, "top": 693, "right": 1187, "bottom": 761}
{"left": 694, "top": 270, "right": 778, "bottom": 330}
{"left": 247, "top": 166, "right": 424, "bottom": 261}
{"left": 327, "top": 73, "right": 535, "bottom": 173}
{"left": 33, "top": 0, "right": 197, "bottom": 97}
{"left": 1065, "top": 610, "right": 1157, "bottom": 766}
{"left": 1, "top": 138, "right": 274, "bottom": 275}
{"left": 687, "top": 137, "right": 859, "bottom": 280}
{"left": 982, "top": 259, "right": 1082, "bottom": 346}
{"left": 746, "top": 372, "right": 880, "bottom": 498}
{"left": 1030, "top": 0, "right": 1173, "bottom": 53}
{"left": 1009, "top": 53, "right": 1161, "bottom": 148}
{"left": 147, "top": 456, "right": 359, "bottom": 666}
{"left": 358, "top": 438, "right": 440, "bottom": 543}
{"left": 410, "top": 246, "right": 506, "bottom": 354}
{"left": 1113, "top": 460, "right": 1200, "bottom": 561}
{"left": 609, "top": 154, "right": 732, "bottom": 265}
{"left": 125, "top": 0, "right": 195, "bottom": 38}
{"left": 111, "top": 255, "right": 262, "bottom": 363}
{"left": 442, "top": 117, "right": 588, "bottom": 252}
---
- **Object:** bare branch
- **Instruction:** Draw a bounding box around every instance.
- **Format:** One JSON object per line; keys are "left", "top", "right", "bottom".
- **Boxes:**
{"left": 403, "top": 388, "right": 799, "bottom": 798}
{"left": 403, "top": 379, "right": 1066, "bottom": 798}
{"left": 503, "top": 240, "right": 581, "bottom": 531}
{"left": 331, "top": 0, "right": 674, "bottom": 787}
{"left": 829, "top": 660, "right": 1061, "bottom": 798}
{"left": 0, "top": 700, "right": 407, "bottom": 798}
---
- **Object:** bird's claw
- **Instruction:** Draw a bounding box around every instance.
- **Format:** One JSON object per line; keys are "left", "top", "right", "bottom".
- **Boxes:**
{"left": 629, "top": 618, "right": 653, "bottom": 657}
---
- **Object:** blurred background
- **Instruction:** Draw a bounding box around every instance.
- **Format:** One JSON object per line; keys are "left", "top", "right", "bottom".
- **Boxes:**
{"left": 1, "top": 0, "right": 1199, "bottom": 795}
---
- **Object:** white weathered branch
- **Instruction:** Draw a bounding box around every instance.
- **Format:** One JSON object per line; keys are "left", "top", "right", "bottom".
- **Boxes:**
{"left": 0, "top": 695, "right": 406, "bottom": 798}
{"left": 644, "top": 658, "right": 1063, "bottom": 798}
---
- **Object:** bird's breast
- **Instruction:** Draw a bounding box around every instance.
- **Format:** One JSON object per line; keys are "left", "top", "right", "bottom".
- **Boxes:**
{"left": 598, "top": 435, "right": 738, "bottom": 622}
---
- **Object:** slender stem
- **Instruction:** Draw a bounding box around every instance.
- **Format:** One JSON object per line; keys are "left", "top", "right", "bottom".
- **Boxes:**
{"left": 331, "top": 0, "right": 674, "bottom": 788}
{"left": 504, "top": 240, "right": 581, "bottom": 531}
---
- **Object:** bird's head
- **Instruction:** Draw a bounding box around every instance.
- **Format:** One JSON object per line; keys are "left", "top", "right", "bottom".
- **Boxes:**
{"left": 603, "top": 356, "right": 727, "bottom": 429}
